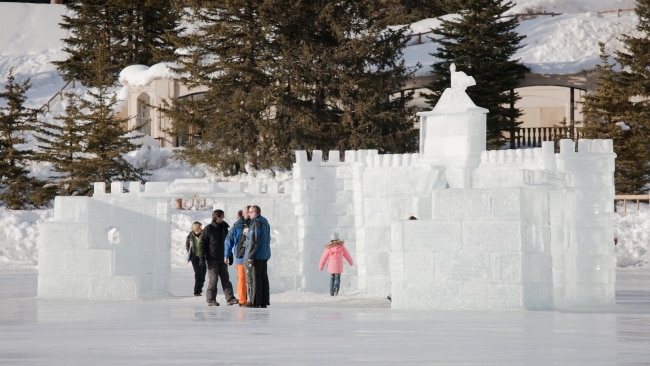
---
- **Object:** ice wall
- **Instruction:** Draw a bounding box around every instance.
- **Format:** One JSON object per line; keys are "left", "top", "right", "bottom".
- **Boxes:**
{"left": 553, "top": 139, "right": 617, "bottom": 308}
{"left": 38, "top": 66, "right": 617, "bottom": 309}
{"left": 38, "top": 180, "right": 302, "bottom": 299}
{"left": 38, "top": 194, "right": 170, "bottom": 299}
{"left": 291, "top": 150, "right": 358, "bottom": 292}
{"left": 38, "top": 138, "right": 616, "bottom": 308}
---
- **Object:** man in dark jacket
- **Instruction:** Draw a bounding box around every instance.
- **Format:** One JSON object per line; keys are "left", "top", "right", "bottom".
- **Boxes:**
{"left": 199, "top": 209, "right": 238, "bottom": 306}
{"left": 244, "top": 205, "right": 271, "bottom": 308}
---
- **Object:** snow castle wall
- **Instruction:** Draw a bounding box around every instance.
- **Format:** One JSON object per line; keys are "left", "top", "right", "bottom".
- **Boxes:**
{"left": 37, "top": 137, "right": 616, "bottom": 310}
{"left": 37, "top": 66, "right": 617, "bottom": 310}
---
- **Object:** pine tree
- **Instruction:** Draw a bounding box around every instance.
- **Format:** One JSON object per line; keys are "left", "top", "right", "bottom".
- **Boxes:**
{"left": 162, "top": 1, "right": 272, "bottom": 175}
{"left": 373, "top": 0, "right": 449, "bottom": 26}
{"left": 605, "top": 0, "right": 650, "bottom": 193}
{"left": 425, "top": 0, "right": 529, "bottom": 149}
{"left": 581, "top": 43, "right": 650, "bottom": 194}
{"left": 165, "top": 0, "right": 418, "bottom": 174}
{"left": 82, "top": 83, "right": 148, "bottom": 191}
{"left": 617, "top": 0, "right": 650, "bottom": 98}
{"left": 0, "top": 68, "right": 54, "bottom": 209}
{"left": 35, "top": 91, "right": 96, "bottom": 195}
{"left": 42, "top": 46, "right": 148, "bottom": 195}
{"left": 265, "top": 0, "right": 418, "bottom": 156}
{"left": 54, "top": 0, "right": 181, "bottom": 86}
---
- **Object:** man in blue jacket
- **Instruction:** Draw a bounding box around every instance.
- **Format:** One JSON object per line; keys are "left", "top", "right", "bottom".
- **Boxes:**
{"left": 244, "top": 205, "right": 271, "bottom": 308}
{"left": 224, "top": 207, "right": 250, "bottom": 306}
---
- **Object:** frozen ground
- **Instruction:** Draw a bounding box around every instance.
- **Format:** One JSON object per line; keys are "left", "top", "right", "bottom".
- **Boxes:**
{"left": 1, "top": 267, "right": 649, "bottom": 365}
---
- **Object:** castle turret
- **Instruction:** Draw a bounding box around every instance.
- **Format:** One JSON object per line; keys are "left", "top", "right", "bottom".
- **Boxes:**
{"left": 417, "top": 64, "right": 488, "bottom": 188}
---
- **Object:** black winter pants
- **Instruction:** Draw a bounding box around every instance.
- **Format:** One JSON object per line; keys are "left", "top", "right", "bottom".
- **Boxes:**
{"left": 249, "top": 260, "right": 270, "bottom": 307}
{"left": 205, "top": 259, "right": 235, "bottom": 303}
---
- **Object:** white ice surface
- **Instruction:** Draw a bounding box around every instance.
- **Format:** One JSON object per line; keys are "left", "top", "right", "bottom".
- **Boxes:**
{"left": 1, "top": 267, "right": 649, "bottom": 365}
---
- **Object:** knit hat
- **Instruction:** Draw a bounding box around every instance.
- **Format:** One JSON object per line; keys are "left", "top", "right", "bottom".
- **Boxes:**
{"left": 330, "top": 232, "right": 340, "bottom": 241}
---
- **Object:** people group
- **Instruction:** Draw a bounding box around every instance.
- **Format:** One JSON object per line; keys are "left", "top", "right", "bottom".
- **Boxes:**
{"left": 185, "top": 205, "right": 359, "bottom": 305}
{"left": 185, "top": 204, "right": 272, "bottom": 308}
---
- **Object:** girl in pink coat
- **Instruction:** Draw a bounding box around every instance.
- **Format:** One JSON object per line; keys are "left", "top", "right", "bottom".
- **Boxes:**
{"left": 318, "top": 232, "right": 354, "bottom": 296}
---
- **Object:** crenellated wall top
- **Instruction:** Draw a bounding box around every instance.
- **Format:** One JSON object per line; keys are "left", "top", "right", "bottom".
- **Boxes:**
{"left": 294, "top": 149, "right": 420, "bottom": 168}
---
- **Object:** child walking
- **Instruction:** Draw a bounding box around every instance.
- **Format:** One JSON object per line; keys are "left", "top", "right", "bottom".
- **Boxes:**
{"left": 318, "top": 232, "right": 354, "bottom": 296}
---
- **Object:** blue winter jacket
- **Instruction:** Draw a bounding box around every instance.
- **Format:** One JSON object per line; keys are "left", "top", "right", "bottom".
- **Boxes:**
{"left": 224, "top": 217, "right": 246, "bottom": 265}
{"left": 246, "top": 215, "right": 271, "bottom": 261}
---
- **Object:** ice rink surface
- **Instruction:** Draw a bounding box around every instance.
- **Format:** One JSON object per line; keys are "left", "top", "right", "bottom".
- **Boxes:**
{"left": 1, "top": 268, "right": 649, "bottom": 366}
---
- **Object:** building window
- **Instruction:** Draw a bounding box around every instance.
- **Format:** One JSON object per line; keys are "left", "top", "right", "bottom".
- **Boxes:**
{"left": 136, "top": 94, "right": 152, "bottom": 136}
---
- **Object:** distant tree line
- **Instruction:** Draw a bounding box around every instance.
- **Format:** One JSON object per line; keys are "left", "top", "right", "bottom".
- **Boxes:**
{"left": 22, "top": 0, "right": 647, "bottom": 209}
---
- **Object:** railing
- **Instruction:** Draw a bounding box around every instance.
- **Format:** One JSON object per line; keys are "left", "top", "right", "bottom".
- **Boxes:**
{"left": 615, "top": 195, "right": 650, "bottom": 215}
{"left": 39, "top": 80, "right": 76, "bottom": 113}
{"left": 509, "top": 126, "right": 581, "bottom": 149}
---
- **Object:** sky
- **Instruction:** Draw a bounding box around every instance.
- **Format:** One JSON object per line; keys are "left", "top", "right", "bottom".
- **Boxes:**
{"left": 1, "top": 2, "right": 650, "bottom": 364}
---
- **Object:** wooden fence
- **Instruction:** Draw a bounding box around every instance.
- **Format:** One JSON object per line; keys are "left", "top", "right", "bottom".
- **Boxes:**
{"left": 615, "top": 195, "right": 650, "bottom": 215}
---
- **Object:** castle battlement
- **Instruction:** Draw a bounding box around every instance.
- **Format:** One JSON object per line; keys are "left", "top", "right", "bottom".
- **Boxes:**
{"left": 92, "top": 178, "right": 288, "bottom": 196}
{"left": 294, "top": 149, "right": 420, "bottom": 169}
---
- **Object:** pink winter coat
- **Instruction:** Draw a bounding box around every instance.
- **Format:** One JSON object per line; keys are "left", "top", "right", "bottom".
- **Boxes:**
{"left": 318, "top": 240, "right": 353, "bottom": 274}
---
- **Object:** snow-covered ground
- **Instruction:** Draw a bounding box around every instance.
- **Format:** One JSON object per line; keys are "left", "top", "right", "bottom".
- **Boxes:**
{"left": 1, "top": 267, "right": 649, "bottom": 365}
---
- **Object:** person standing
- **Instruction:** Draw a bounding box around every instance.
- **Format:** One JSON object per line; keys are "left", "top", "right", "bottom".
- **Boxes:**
{"left": 318, "top": 232, "right": 354, "bottom": 296}
{"left": 242, "top": 206, "right": 254, "bottom": 306}
{"left": 244, "top": 205, "right": 271, "bottom": 308}
{"left": 199, "top": 209, "right": 238, "bottom": 306}
{"left": 185, "top": 221, "right": 205, "bottom": 296}
{"left": 224, "top": 207, "right": 250, "bottom": 306}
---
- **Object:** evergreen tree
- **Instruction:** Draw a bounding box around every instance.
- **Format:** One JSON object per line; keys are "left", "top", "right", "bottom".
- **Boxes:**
{"left": 581, "top": 43, "right": 650, "bottom": 194}
{"left": 44, "top": 45, "right": 147, "bottom": 195}
{"left": 605, "top": 0, "right": 650, "bottom": 193}
{"left": 54, "top": 0, "right": 181, "bottom": 86}
{"left": 165, "top": 0, "right": 418, "bottom": 174}
{"left": 163, "top": 1, "right": 272, "bottom": 175}
{"left": 34, "top": 92, "right": 96, "bottom": 195}
{"left": 0, "top": 69, "right": 54, "bottom": 209}
{"left": 82, "top": 82, "right": 148, "bottom": 191}
{"left": 265, "top": 0, "right": 418, "bottom": 156}
{"left": 425, "top": 0, "right": 529, "bottom": 149}
{"left": 617, "top": 0, "right": 650, "bottom": 98}
{"left": 373, "top": 0, "right": 449, "bottom": 26}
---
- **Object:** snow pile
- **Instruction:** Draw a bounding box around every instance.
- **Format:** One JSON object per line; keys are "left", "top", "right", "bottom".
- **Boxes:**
{"left": 614, "top": 207, "right": 650, "bottom": 267}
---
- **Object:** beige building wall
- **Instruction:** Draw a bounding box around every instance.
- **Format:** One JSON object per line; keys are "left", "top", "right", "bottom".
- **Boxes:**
{"left": 121, "top": 78, "right": 208, "bottom": 148}
{"left": 516, "top": 85, "right": 585, "bottom": 128}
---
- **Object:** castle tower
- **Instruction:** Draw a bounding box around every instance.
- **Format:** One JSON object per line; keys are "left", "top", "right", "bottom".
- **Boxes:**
{"left": 417, "top": 64, "right": 488, "bottom": 188}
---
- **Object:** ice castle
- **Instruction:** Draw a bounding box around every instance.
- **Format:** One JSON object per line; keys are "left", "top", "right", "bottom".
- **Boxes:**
{"left": 38, "top": 65, "right": 616, "bottom": 310}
